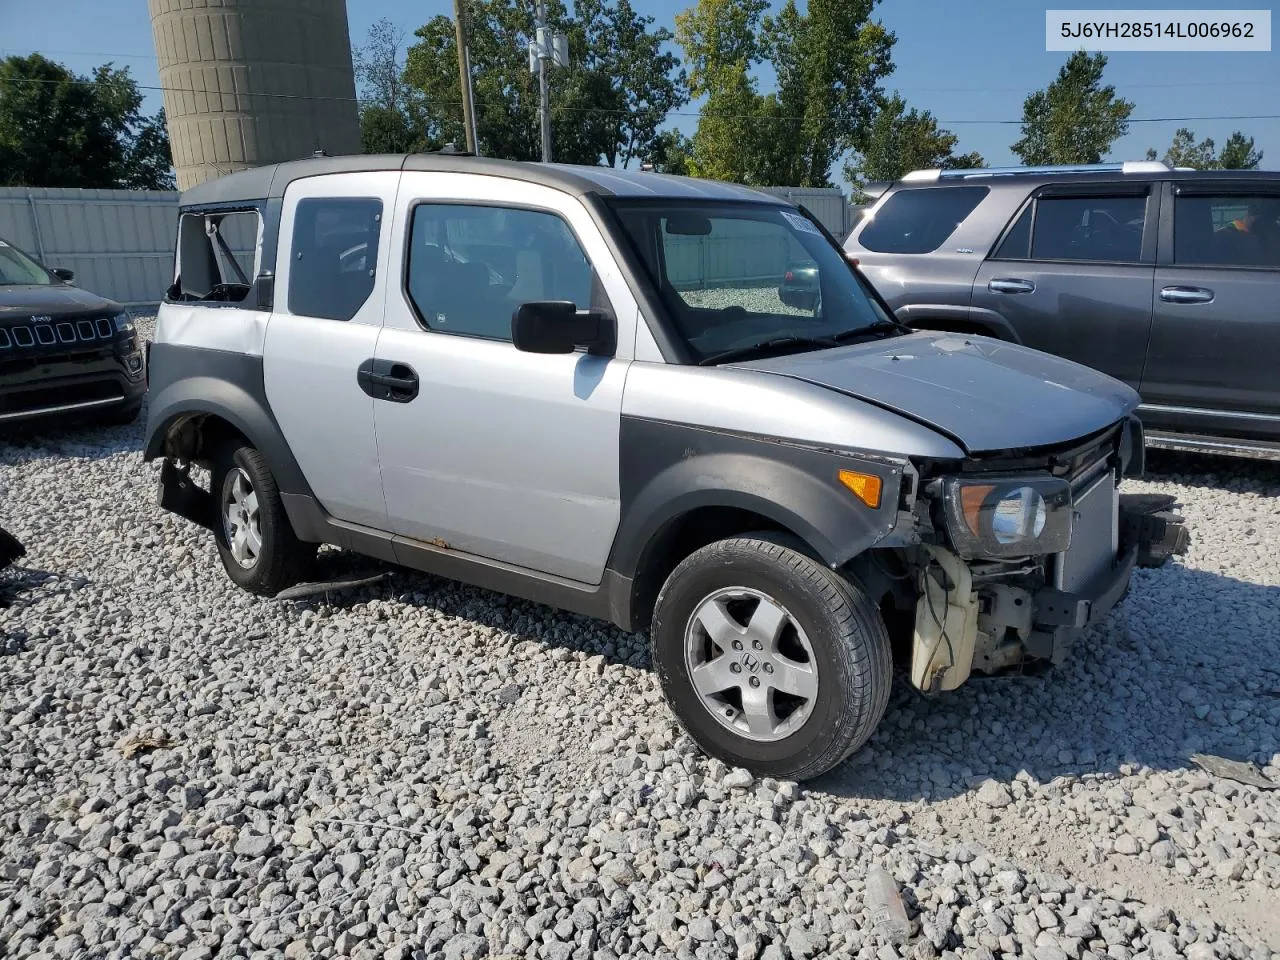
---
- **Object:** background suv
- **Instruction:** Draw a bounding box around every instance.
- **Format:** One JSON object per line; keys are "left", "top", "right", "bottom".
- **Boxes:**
{"left": 0, "top": 236, "right": 146, "bottom": 428}
{"left": 844, "top": 160, "right": 1280, "bottom": 458}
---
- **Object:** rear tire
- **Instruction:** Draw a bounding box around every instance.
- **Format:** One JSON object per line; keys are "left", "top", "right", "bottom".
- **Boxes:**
{"left": 651, "top": 532, "right": 893, "bottom": 781}
{"left": 211, "top": 442, "right": 315, "bottom": 596}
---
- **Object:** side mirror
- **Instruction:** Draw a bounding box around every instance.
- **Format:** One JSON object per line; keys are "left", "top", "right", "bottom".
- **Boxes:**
{"left": 51, "top": 267, "right": 75, "bottom": 282}
{"left": 512, "top": 300, "right": 616, "bottom": 356}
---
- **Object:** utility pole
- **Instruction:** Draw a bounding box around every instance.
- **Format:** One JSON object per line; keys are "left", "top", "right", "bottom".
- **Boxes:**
{"left": 452, "top": 0, "right": 479, "bottom": 154}
{"left": 529, "top": 1, "right": 568, "bottom": 163}
{"left": 536, "top": 0, "right": 552, "bottom": 162}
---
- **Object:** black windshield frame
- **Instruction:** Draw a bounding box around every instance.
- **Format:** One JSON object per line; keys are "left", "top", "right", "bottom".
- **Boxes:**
{"left": 603, "top": 197, "right": 901, "bottom": 364}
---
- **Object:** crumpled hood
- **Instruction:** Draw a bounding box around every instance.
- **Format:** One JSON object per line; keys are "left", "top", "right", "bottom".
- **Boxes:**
{"left": 0, "top": 283, "right": 120, "bottom": 317}
{"left": 729, "top": 332, "right": 1140, "bottom": 455}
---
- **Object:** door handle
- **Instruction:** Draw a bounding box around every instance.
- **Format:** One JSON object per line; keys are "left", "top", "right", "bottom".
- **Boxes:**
{"left": 1160, "top": 285, "right": 1214, "bottom": 304}
{"left": 357, "top": 359, "right": 419, "bottom": 403}
{"left": 988, "top": 278, "right": 1036, "bottom": 294}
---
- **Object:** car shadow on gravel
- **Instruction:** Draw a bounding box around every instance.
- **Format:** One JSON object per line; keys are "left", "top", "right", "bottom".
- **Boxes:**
{"left": 814, "top": 560, "right": 1280, "bottom": 802}
{"left": 1144, "top": 448, "right": 1280, "bottom": 490}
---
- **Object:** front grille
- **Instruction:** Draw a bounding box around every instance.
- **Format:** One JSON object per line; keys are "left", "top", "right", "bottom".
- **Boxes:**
{"left": 0, "top": 316, "right": 117, "bottom": 351}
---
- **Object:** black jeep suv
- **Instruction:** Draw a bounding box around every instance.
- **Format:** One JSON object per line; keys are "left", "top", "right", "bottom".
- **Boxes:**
{"left": 0, "top": 236, "right": 146, "bottom": 428}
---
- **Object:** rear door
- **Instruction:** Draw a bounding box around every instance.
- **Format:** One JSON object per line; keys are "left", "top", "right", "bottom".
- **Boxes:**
{"left": 1141, "top": 180, "right": 1280, "bottom": 441}
{"left": 262, "top": 172, "right": 399, "bottom": 530}
{"left": 971, "top": 182, "right": 1159, "bottom": 390}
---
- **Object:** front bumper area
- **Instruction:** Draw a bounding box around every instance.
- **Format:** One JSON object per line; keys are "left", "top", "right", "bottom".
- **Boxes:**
{"left": 0, "top": 350, "right": 146, "bottom": 426}
{"left": 910, "top": 491, "right": 1189, "bottom": 691}
{"left": 1023, "top": 493, "right": 1189, "bottom": 665}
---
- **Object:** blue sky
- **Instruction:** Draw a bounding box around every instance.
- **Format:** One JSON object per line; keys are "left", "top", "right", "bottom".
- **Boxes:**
{"left": 3, "top": 0, "right": 1277, "bottom": 178}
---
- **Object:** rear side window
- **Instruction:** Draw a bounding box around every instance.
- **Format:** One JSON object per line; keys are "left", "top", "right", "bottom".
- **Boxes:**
{"left": 171, "top": 209, "right": 261, "bottom": 304}
{"left": 1029, "top": 195, "right": 1146, "bottom": 263}
{"left": 1174, "top": 193, "right": 1280, "bottom": 268}
{"left": 858, "top": 186, "right": 988, "bottom": 254}
{"left": 288, "top": 198, "right": 383, "bottom": 321}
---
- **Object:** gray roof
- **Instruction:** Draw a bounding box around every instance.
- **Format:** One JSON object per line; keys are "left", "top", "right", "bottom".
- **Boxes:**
{"left": 179, "top": 152, "right": 789, "bottom": 208}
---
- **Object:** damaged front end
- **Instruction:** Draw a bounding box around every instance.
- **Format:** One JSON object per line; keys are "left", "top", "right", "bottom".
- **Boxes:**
{"left": 859, "top": 416, "right": 1189, "bottom": 693}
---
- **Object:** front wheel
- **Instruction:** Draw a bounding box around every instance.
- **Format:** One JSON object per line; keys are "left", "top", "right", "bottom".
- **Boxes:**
{"left": 651, "top": 533, "right": 893, "bottom": 781}
{"left": 211, "top": 442, "right": 316, "bottom": 596}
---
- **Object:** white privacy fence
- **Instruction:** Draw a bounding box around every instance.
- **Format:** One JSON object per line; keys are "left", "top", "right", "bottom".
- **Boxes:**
{"left": 0, "top": 184, "right": 853, "bottom": 311}
{"left": 0, "top": 188, "right": 180, "bottom": 310}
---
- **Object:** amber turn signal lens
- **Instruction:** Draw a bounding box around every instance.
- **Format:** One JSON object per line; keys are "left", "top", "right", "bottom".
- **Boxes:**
{"left": 959, "top": 483, "right": 996, "bottom": 536}
{"left": 838, "top": 470, "right": 882, "bottom": 509}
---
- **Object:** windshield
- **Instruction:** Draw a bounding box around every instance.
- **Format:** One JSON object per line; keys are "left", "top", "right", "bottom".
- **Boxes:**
{"left": 608, "top": 199, "right": 898, "bottom": 363}
{"left": 0, "top": 239, "right": 53, "bottom": 286}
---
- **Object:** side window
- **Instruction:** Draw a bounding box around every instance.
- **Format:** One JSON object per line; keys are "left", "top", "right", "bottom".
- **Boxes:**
{"left": 858, "top": 186, "right": 988, "bottom": 254}
{"left": 1174, "top": 193, "right": 1280, "bottom": 268}
{"left": 405, "top": 203, "right": 604, "bottom": 342}
{"left": 288, "top": 197, "right": 383, "bottom": 321}
{"left": 1030, "top": 195, "right": 1146, "bottom": 263}
{"left": 994, "top": 204, "right": 1033, "bottom": 259}
{"left": 171, "top": 209, "right": 261, "bottom": 304}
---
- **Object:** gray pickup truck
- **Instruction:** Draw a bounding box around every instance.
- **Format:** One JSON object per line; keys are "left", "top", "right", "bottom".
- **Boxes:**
{"left": 143, "top": 153, "right": 1188, "bottom": 780}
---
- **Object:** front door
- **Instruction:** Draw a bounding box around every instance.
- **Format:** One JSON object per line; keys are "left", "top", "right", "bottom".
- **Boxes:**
{"left": 971, "top": 184, "right": 1158, "bottom": 391}
{"left": 371, "top": 172, "right": 638, "bottom": 584}
{"left": 1142, "top": 181, "right": 1280, "bottom": 442}
{"left": 262, "top": 172, "right": 400, "bottom": 529}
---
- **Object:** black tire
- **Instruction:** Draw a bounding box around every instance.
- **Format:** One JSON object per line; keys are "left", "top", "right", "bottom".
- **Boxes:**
{"left": 211, "top": 442, "right": 316, "bottom": 596}
{"left": 651, "top": 532, "right": 893, "bottom": 781}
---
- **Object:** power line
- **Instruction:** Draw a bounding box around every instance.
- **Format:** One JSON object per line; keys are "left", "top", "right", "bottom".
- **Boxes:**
{"left": 3, "top": 75, "right": 1277, "bottom": 127}
{"left": 2, "top": 47, "right": 1267, "bottom": 95}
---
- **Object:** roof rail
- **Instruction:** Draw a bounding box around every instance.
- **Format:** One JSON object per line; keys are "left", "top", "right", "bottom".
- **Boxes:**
{"left": 902, "top": 160, "right": 1173, "bottom": 182}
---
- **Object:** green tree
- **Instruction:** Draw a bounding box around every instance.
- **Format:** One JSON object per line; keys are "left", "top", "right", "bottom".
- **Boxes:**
{"left": 674, "top": 0, "right": 768, "bottom": 182}
{"left": 643, "top": 129, "right": 694, "bottom": 174}
{"left": 1011, "top": 51, "right": 1134, "bottom": 165}
{"left": 844, "top": 93, "right": 984, "bottom": 197}
{"left": 0, "top": 54, "right": 174, "bottom": 189}
{"left": 756, "top": 0, "right": 895, "bottom": 187}
{"left": 402, "top": 0, "right": 686, "bottom": 165}
{"left": 1155, "top": 127, "right": 1217, "bottom": 168}
{"left": 1144, "top": 128, "right": 1264, "bottom": 169}
{"left": 674, "top": 0, "right": 895, "bottom": 187}
{"left": 1216, "top": 131, "right": 1262, "bottom": 169}
{"left": 354, "top": 18, "right": 436, "bottom": 153}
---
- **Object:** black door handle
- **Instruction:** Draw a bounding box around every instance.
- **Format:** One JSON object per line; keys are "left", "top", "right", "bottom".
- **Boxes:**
{"left": 357, "top": 359, "right": 419, "bottom": 402}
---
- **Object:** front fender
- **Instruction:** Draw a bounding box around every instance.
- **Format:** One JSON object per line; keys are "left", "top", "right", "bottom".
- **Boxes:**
{"left": 608, "top": 417, "right": 905, "bottom": 578}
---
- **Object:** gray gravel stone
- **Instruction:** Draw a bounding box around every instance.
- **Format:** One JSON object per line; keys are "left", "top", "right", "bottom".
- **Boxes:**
{"left": 0, "top": 324, "right": 1277, "bottom": 960}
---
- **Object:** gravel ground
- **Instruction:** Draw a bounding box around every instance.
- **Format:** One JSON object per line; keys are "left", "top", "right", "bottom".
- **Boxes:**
{"left": 2, "top": 316, "right": 1279, "bottom": 960}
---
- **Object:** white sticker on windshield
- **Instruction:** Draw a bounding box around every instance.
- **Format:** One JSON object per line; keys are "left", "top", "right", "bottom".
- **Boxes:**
{"left": 781, "top": 211, "right": 822, "bottom": 236}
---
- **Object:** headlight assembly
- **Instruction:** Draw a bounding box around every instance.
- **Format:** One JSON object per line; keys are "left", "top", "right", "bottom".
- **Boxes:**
{"left": 942, "top": 475, "right": 1072, "bottom": 559}
{"left": 113, "top": 311, "right": 134, "bottom": 333}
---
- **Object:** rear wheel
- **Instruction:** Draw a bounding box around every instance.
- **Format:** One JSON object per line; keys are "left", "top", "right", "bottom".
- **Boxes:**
{"left": 651, "top": 532, "right": 893, "bottom": 781}
{"left": 211, "top": 442, "right": 315, "bottom": 595}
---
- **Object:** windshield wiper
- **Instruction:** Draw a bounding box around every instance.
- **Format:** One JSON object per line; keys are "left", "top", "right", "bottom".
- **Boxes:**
{"left": 697, "top": 334, "right": 840, "bottom": 366}
{"left": 828, "top": 318, "right": 911, "bottom": 342}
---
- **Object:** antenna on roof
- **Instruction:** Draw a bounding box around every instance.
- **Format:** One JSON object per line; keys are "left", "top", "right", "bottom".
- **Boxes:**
{"left": 432, "top": 143, "right": 474, "bottom": 156}
{"left": 310, "top": 148, "right": 329, "bottom": 159}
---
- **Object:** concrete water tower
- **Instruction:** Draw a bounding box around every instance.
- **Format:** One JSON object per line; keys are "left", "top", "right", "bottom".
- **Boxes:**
{"left": 148, "top": 0, "right": 363, "bottom": 190}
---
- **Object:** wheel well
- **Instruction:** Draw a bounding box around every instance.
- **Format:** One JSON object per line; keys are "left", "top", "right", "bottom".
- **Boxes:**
{"left": 629, "top": 506, "right": 796, "bottom": 632}
{"left": 158, "top": 412, "right": 247, "bottom": 465}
